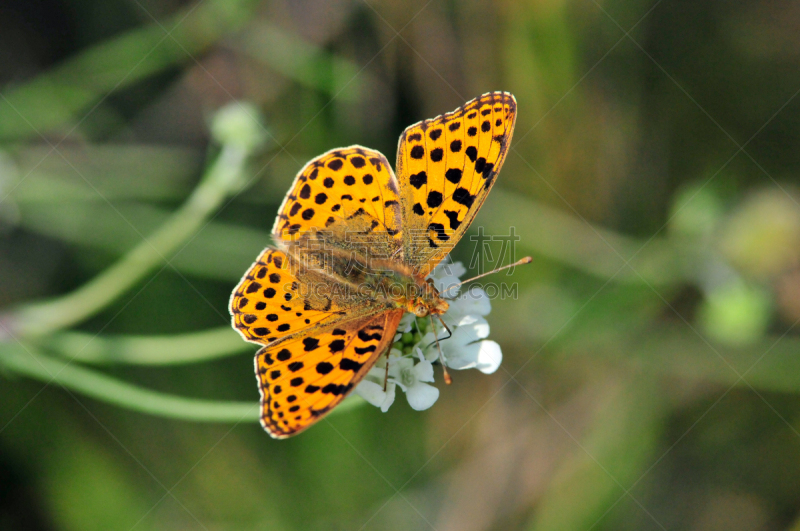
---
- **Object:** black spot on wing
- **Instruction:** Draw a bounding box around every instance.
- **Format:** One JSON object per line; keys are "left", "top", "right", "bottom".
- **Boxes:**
{"left": 357, "top": 330, "right": 382, "bottom": 341}
{"left": 465, "top": 146, "right": 477, "bottom": 162}
{"left": 316, "top": 361, "right": 333, "bottom": 374}
{"left": 340, "top": 358, "right": 363, "bottom": 372}
{"left": 443, "top": 210, "right": 461, "bottom": 229}
{"left": 427, "top": 191, "right": 443, "bottom": 208}
{"left": 445, "top": 168, "right": 462, "bottom": 183}
{"left": 452, "top": 187, "right": 475, "bottom": 208}
{"left": 409, "top": 171, "right": 427, "bottom": 189}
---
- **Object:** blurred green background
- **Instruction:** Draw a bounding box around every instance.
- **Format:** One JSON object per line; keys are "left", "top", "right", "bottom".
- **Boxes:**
{"left": 2, "top": 0, "right": 800, "bottom": 529}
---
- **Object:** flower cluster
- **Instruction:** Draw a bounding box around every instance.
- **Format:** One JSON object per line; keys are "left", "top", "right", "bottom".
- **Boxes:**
{"left": 354, "top": 261, "right": 502, "bottom": 411}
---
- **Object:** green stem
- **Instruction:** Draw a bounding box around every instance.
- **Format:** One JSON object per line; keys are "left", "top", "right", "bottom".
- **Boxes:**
{"left": 4, "top": 144, "right": 248, "bottom": 338}
{"left": 1, "top": 343, "right": 258, "bottom": 422}
{"left": 38, "top": 327, "right": 249, "bottom": 365}
{"left": 0, "top": 344, "right": 365, "bottom": 422}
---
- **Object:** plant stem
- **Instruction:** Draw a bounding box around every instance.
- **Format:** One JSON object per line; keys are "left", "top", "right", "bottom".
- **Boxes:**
{"left": 0, "top": 343, "right": 365, "bottom": 422}
{"left": 38, "top": 327, "right": 249, "bottom": 365}
{"left": 4, "top": 144, "right": 248, "bottom": 338}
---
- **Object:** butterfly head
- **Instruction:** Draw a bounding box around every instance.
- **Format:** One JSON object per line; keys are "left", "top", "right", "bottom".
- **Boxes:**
{"left": 408, "top": 278, "right": 450, "bottom": 317}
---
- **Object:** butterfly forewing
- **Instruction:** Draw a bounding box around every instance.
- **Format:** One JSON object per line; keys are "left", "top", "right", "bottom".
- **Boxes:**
{"left": 256, "top": 310, "right": 404, "bottom": 438}
{"left": 273, "top": 146, "right": 403, "bottom": 244}
{"left": 396, "top": 92, "right": 517, "bottom": 276}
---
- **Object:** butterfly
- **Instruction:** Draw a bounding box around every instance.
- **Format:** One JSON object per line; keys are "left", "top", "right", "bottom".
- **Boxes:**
{"left": 230, "top": 92, "right": 517, "bottom": 438}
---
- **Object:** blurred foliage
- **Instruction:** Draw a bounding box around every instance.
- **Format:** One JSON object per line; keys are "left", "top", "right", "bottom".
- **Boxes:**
{"left": 2, "top": 0, "right": 800, "bottom": 530}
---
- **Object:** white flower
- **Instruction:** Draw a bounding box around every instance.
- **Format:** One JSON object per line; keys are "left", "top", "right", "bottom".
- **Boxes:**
{"left": 421, "top": 314, "right": 502, "bottom": 374}
{"left": 390, "top": 349, "right": 439, "bottom": 410}
{"left": 355, "top": 350, "right": 439, "bottom": 411}
{"left": 441, "top": 316, "right": 502, "bottom": 374}
{"left": 356, "top": 259, "right": 502, "bottom": 413}
{"left": 429, "top": 260, "right": 466, "bottom": 297}
{"left": 355, "top": 377, "right": 396, "bottom": 412}
{"left": 443, "top": 286, "right": 491, "bottom": 325}
{"left": 394, "top": 313, "right": 416, "bottom": 342}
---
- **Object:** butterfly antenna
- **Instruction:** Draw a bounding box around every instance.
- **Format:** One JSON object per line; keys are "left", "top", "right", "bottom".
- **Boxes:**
{"left": 440, "top": 256, "right": 533, "bottom": 297}
{"left": 431, "top": 315, "right": 453, "bottom": 385}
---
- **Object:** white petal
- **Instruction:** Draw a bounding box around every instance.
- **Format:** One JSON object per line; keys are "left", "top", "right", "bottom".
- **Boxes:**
{"left": 433, "top": 274, "right": 461, "bottom": 296}
{"left": 447, "top": 287, "right": 492, "bottom": 320}
{"left": 447, "top": 318, "right": 490, "bottom": 348}
{"left": 392, "top": 378, "right": 408, "bottom": 392}
{"left": 431, "top": 259, "right": 466, "bottom": 280}
{"left": 439, "top": 322, "right": 489, "bottom": 361}
{"left": 444, "top": 342, "right": 480, "bottom": 371}
{"left": 398, "top": 313, "right": 415, "bottom": 333}
{"left": 442, "top": 261, "right": 467, "bottom": 279}
{"left": 446, "top": 340, "right": 503, "bottom": 374}
{"left": 405, "top": 382, "right": 440, "bottom": 410}
{"left": 474, "top": 340, "right": 502, "bottom": 374}
{"left": 418, "top": 331, "right": 439, "bottom": 362}
{"left": 388, "top": 356, "right": 413, "bottom": 379}
{"left": 412, "top": 358, "right": 436, "bottom": 383}
{"left": 380, "top": 383, "right": 397, "bottom": 412}
{"left": 365, "top": 370, "right": 382, "bottom": 382}
{"left": 355, "top": 380, "right": 389, "bottom": 408}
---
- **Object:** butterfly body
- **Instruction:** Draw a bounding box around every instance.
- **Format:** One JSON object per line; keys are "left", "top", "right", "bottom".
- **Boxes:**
{"left": 231, "top": 92, "right": 516, "bottom": 437}
{"left": 277, "top": 233, "right": 449, "bottom": 317}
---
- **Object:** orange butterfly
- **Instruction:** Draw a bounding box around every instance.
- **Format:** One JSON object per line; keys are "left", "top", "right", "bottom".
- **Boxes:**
{"left": 230, "top": 92, "right": 517, "bottom": 438}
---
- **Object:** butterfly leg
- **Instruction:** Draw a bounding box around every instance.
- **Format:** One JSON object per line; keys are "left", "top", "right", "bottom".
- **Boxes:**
{"left": 383, "top": 349, "right": 391, "bottom": 392}
{"left": 430, "top": 315, "right": 453, "bottom": 385}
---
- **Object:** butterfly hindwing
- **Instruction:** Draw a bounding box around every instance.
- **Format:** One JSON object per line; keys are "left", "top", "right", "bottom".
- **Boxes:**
{"left": 230, "top": 248, "right": 354, "bottom": 345}
{"left": 256, "top": 309, "right": 404, "bottom": 438}
{"left": 396, "top": 92, "right": 517, "bottom": 275}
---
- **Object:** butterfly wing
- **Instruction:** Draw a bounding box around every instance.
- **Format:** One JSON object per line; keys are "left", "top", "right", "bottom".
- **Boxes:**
{"left": 272, "top": 146, "right": 402, "bottom": 249}
{"left": 255, "top": 309, "right": 404, "bottom": 438}
{"left": 395, "top": 92, "right": 517, "bottom": 276}
{"left": 231, "top": 248, "right": 375, "bottom": 345}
